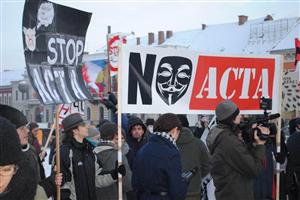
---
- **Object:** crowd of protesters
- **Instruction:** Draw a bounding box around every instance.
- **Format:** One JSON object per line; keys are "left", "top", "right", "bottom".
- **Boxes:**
{"left": 0, "top": 100, "right": 300, "bottom": 200}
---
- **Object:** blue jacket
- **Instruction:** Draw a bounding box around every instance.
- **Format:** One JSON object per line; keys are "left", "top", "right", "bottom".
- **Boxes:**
{"left": 132, "top": 134, "right": 187, "bottom": 200}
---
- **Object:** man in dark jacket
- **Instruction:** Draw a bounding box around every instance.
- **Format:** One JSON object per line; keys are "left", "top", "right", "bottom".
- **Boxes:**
{"left": 176, "top": 115, "right": 210, "bottom": 200}
{"left": 206, "top": 100, "right": 269, "bottom": 200}
{"left": 132, "top": 113, "right": 188, "bottom": 200}
{"left": 57, "top": 113, "right": 124, "bottom": 200}
{"left": 0, "top": 104, "right": 42, "bottom": 182}
{"left": 287, "top": 118, "right": 300, "bottom": 199}
{"left": 126, "top": 116, "right": 150, "bottom": 169}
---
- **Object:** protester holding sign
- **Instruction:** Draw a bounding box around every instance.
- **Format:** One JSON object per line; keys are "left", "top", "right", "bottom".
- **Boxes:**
{"left": 0, "top": 116, "right": 62, "bottom": 200}
{"left": 132, "top": 113, "right": 189, "bottom": 200}
{"left": 56, "top": 113, "right": 125, "bottom": 200}
{"left": 206, "top": 100, "right": 269, "bottom": 200}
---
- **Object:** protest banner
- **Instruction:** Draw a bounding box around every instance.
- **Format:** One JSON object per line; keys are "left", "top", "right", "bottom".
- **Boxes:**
{"left": 22, "top": 1, "right": 92, "bottom": 198}
{"left": 22, "top": 0, "right": 93, "bottom": 105}
{"left": 120, "top": 45, "right": 282, "bottom": 114}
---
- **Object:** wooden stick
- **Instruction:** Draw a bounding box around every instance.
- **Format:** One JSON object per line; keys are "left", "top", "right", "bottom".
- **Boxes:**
{"left": 276, "top": 56, "right": 284, "bottom": 200}
{"left": 55, "top": 105, "right": 61, "bottom": 200}
{"left": 41, "top": 123, "right": 55, "bottom": 152}
{"left": 117, "top": 43, "right": 123, "bottom": 200}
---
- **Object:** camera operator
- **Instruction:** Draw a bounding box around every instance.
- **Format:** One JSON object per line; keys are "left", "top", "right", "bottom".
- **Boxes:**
{"left": 206, "top": 100, "right": 269, "bottom": 200}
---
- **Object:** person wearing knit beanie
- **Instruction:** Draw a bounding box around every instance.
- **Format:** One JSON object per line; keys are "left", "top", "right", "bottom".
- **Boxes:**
{"left": 215, "top": 100, "right": 240, "bottom": 126}
{"left": 206, "top": 100, "right": 270, "bottom": 200}
{"left": 0, "top": 116, "right": 22, "bottom": 166}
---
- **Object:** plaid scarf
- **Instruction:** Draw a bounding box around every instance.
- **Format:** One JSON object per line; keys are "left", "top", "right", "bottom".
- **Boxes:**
{"left": 152, "top": 131, "right": 177, "bottom": 149}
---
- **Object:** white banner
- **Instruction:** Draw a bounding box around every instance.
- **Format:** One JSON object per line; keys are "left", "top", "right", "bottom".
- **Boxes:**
{"left": 120, "top": 46, "right": 282, "bottom": 114}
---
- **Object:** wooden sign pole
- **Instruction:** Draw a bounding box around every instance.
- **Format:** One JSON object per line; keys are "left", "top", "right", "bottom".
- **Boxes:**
{"left": 55, "top": 105, "right": 61, "bottom": 200}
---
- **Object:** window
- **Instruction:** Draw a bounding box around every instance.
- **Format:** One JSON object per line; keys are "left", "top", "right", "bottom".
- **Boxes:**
{"left": 16, "top": 91, "right": 18, "bottom": 101}
{"left": 87, "top": 107, "right": 91, "bottom": 121}
{"left": 22, "top": 92, "right": 25, "bottom": 100}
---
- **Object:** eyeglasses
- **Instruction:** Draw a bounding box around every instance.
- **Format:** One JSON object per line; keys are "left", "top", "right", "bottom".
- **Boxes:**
{"left": 0, "top": 165, "right": 19, "bottom": 176}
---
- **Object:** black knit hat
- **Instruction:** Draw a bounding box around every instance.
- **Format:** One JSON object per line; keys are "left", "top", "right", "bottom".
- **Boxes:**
{"left": 0, "top": 116, "right": 22, "bottom": 166}
{"left": 0, "top": 104, "right": 28, "bottom": 129}
{"left": 99, "top": 122, "right": 118, "bottom": 140}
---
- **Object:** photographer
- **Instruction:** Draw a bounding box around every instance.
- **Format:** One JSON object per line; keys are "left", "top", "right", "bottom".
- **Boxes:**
{"left": 206, "top": 100, "right": 269, "bottom": 200}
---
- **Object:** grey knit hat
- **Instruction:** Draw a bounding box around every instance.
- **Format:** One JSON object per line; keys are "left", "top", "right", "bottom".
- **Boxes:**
{"left": 216, "top": 100, "right": 238, "bottom": 121}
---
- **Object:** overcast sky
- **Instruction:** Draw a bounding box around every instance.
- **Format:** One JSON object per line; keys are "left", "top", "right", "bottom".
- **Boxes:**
{"left": 0, "top": 0, "right": 299, "bottom": 70}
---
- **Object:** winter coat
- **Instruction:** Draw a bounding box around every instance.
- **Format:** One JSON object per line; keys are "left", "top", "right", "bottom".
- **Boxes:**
{"left": 287, "top": 131, "right": 300, "bottom": 174}
{"left": 0, "top": 159, "right": 55, "bottom": 200}
{"left": 126, "top": 117, "right": 150, "bottom": 169}
{"left": 132, "top": 134, "right": 187, "bottom": 200}
{"left": 22, "top": 144, "right": 41, "bottom": 182}
{"left": 57, "top": 138, "right": 115, "bottom": 200}
{"left": 253, "top": 142, "right": 276, "bottom": 200}
{"left": 206, "top": 124, "right": 266, "bottom": 200}
{"left": 176, "top": 127, "right": 210, "bottom": 200}
{"left": 93, "top": 142, "right": 132, "bottom": 200}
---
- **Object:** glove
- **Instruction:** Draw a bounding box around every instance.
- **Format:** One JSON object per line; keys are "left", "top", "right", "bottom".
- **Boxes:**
{"left": 111, "top": 161, "right": 126, "bottom": 180}
{"left": 182, "top": 167, "right": 198, "bottom": 184}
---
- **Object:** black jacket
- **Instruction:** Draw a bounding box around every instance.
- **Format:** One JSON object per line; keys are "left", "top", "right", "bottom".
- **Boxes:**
{"left": 59, "top": 138, "right": 98, "bottom": 200}
{"left": 206, "top": 124, "right": 265, "bottom": 200}
{"left": 176, "top": 127, "right": 210, "bottom": 198}
{"left": 287, "top": 131, "right": 300, "bottom": 173}
{"left": 126, "top": 116, "right": 150, "bottom": 169}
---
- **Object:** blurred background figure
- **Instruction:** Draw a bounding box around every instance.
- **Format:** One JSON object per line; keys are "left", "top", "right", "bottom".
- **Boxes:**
{"left": 176, "top": 114, "right": 210, "bottom": 200}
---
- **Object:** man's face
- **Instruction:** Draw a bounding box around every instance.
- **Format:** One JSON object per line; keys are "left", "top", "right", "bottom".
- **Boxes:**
{"left": 156, "top": 56, "right": 193, "bottom": 105}
{"left": 17, "top": 125, "right": 29, "bottom": 145}
{"left": 0, "top": 164, "right": 18, "bottom": 193}
{"left": 233, "top": 114, "right": 242, "bottom": 125}
{"left": 131, "top": 125, "right": 144, "bottom": 140}
{"left": 74, "top": 124, "right": 89, "bottom": 139}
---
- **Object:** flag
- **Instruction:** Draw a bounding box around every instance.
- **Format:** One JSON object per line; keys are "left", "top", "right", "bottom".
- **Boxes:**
{"left": 295, "top": 38, "right": 300, "bottom": 67}
{"left": 82, "top": 59, "right": 108, "bottom": 98}
{"left": 108, "top": 33, "right": 127, "bottom": 76}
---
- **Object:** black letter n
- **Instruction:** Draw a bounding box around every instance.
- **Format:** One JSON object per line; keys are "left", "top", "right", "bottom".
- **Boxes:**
{"left": 128, "top": 53, "right": 156, "bottom": 105}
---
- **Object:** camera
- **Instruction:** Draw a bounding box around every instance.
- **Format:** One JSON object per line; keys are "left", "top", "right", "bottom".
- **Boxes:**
{"left": 239, "top": 97, "right": 280, "bottom": 144}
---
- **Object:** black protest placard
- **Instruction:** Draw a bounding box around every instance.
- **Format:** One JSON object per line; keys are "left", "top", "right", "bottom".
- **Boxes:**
{"left": 22, "top": 0, "right": 93, "bottom": 104}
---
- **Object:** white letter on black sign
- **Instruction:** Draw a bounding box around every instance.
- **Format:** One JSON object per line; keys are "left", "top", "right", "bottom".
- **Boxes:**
{"left": 47, "top": 37, "right": 57, "bottom": 65}
{"left": 32, "top": 68, "right": 53, "bottom": 103}
{"left": 43, "top": 69, "right": 60, "bottom": 102}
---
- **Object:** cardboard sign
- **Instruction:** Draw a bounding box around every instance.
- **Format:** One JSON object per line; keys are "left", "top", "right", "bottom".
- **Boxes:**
{"left": 120, "top": 46, "right": 281, "bottom": 114}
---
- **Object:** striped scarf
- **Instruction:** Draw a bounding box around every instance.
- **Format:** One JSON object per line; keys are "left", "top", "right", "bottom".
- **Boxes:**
{"left": 152, "top": 131, "right": 177, "bottom": 149}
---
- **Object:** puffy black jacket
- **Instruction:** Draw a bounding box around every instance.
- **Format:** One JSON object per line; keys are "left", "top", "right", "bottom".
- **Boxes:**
{"left": 206, "top": 124, "right": 265, "bottom": 200}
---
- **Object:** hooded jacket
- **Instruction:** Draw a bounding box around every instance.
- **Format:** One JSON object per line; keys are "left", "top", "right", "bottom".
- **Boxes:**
{"left": 93, "top": 142, "right": 132, "bottom": 200}
{"left": 206, "top": 124, "right": 265, "bottom": 200}
{"left": 176, "top": 127, "right": 210, "bottom": 200}
{"left": 126, "top": 116, "right": 150, "bottom": 169}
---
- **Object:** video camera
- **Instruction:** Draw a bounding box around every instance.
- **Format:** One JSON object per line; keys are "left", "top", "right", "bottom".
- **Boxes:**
{"left": 240, "top": 97, "right": 280, "bottom": 144}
